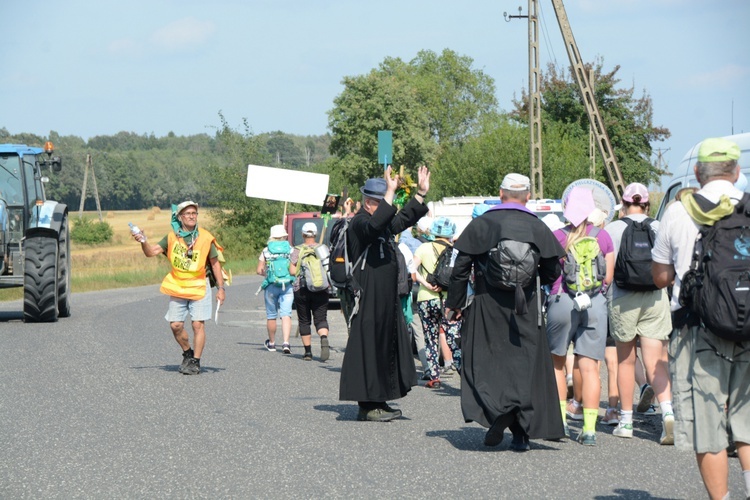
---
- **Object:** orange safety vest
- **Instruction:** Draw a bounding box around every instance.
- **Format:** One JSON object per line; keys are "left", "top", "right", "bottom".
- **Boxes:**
{"left": 160, "top": 229, "right": 222, "bottom": 300}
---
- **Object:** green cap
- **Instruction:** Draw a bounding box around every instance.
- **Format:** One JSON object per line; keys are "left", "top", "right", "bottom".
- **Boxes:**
{"left": 698, "top": 138, "right": 741, "bottom": 162}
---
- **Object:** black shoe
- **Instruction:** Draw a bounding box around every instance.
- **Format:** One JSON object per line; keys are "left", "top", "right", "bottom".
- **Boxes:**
{"left": 303, "top": 351, "right": 313, "bottom": 361}
{"left": 178, "top": 349, "right": 193, "bottom": 374}
{"left": 182, "top": 358, "right": 200, "bottom": 375}
{"left": 320, "top": 336, "right": 330, "bottom": 362}
{"left": 509, "top": 433, "right": 530, "bottom": 452}
{"left": 356, "top": 408, "right": 398, "bottom": 422}
{"left": 484, "top": 413, "right": 515, "bottom": 447}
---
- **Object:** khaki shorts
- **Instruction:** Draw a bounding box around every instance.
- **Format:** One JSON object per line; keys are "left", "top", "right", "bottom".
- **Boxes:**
{"left": 609, "top": 289, "right": 671, "bottom": 343}
{"left": 691, "top": 327, "right": 750, "bottom": 454}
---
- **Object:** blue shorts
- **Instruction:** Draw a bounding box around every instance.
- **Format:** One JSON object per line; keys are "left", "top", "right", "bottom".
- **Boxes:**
{"left": 164, "top": 283, "right": 213, "bottom": 323}
{"left": 264, "top": 283, "right": 294, "bottom": 319}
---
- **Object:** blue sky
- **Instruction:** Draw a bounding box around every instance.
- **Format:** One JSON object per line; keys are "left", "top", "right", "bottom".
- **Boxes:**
{"left": 1, "top": 0, "right": 748, "bottom": 190}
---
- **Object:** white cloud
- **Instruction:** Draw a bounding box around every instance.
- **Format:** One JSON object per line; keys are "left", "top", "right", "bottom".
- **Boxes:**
{"left": 687, "top": 64, "right": 750, "bottom": 88}
{"left": 150, "top": 17, "right": 215, "bottom": 52}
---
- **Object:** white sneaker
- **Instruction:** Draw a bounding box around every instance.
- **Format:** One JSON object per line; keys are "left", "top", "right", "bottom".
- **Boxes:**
{"left": 660, "top": 412, "right": 674, "bottom": 445}
{"left": 613, "top": 422, "right": 633, "bottom": 438}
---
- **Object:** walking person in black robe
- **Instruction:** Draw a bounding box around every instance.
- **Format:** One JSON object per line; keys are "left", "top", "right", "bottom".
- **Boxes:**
{"left": 445, "top": 173, "right": 566, "bottom": 449}
{"left": 339, "top": 166, "right": 430, "bottom": 422}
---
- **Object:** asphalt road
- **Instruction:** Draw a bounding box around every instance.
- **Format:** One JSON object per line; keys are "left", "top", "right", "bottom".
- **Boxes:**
{"left": 0, "top": 275, "right": 744, "bottom": 499}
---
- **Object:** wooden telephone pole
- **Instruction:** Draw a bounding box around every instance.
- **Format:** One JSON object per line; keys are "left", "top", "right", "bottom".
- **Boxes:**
{"left": 505, "top": 0, "right": 543, "bottom": 198}
{"left": 79, "top": 154, "right": 103, "bottom": 221}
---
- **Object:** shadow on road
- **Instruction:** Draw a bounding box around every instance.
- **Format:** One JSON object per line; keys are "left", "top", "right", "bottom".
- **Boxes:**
{"left": 594, "top": 490, "right": 674, "bottom": 500}
{"left": 0, "top": 310, "right": 24, "bottom": 322}
{"left": 130, "top": 364, "right": 226, "bottom": 374}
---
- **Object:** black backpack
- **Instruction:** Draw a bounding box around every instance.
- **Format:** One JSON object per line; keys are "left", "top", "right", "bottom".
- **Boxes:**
{"left": 423, "top": 240, "right": 453, "bottom": 290}
{"left": 395, "top": 245, "right": 413, "bottom": 298}
{"left": 328, "top": 217, "right": 353, "bottom": 290}
{"left": 614, "top": 217, "right": 659, "bottom": 291}
{"left": 679, "top": 192, "right": 750, "bottom": 342}
{"left": 481, "top": 239, "right": 540, "bottom": 315}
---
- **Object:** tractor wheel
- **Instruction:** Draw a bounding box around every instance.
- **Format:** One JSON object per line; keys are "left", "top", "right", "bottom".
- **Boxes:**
{"left": 23, "top": 235, "right": 59, "bottom": 322}
{"left": 57, "top": 216, "right": 72, "bottom": 318}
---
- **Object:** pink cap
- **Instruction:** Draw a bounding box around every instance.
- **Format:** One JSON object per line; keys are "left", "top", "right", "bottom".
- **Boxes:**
{"left": 564, "top": 186, "right": 597, "bottom": 227}
{"left": 622, "top": 183, "right": 649, "bottom": 203}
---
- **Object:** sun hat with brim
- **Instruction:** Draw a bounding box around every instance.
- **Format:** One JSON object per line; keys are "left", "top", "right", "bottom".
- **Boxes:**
{"left": 431, "top": 217, "right": 456, "bottom": 238}
{"left": 269, "top": 224, "right": 287, "bottom": 239}
{"left": 176, "top": 200, "right": 198, "bottom": 214}
{"left": 360, "top": 178, "right": 387, "bottom": 200}
{"left": 417, "top": 216, "right": 433, "bottom": 233}
{"left": 301, "top": 222, "right": 317, "bottom": 236}
{"left": 564, "top": 186, "right": 597, "bottom": 227}
{"left": 698, "top": 137, "right": 741, "bottom": 163}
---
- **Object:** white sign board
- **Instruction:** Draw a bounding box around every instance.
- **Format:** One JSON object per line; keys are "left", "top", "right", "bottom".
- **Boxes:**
{"left": 562, "top": 178, "right": 617, "bottom": 223}
{"left": 245, "top": 164, "right": 329, "bottom": 206}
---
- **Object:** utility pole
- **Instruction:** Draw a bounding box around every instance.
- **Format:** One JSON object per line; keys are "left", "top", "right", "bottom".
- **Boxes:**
{"left": 79, "top": 154, "right": 103, "bottom": 221}
{"left": 589, "top": 68, "right": 596, "bottom": 178}
{"left": 505, "top": 0, "right": 543, "bottom": 198}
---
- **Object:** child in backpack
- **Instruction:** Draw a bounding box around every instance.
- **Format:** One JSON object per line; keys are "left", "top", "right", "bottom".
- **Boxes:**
{"left": 257, "top": 224, "right": 294, "bottom": 354}
{"left": 604, "top": 183, "right": 674, "bottom": 444}
{"left": 413, "top": 216, "right": 462, "bottom": 388}
{"left": 289, "top": 222, "right": 330, "bottom": 361}
{"left": 545, "top": 186, "right": 614, "bottom": 445}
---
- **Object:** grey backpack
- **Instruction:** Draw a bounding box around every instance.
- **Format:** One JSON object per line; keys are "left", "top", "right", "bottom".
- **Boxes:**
{"left": 482, "top": 239, "right": 540, "bottom": 314}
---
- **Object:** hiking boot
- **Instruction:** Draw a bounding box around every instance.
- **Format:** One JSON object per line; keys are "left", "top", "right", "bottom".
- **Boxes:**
{"left": 660, "top": 412, "right": 675, "bottom": 445}
{"left": 425, "top": 379, "right": 441, "bottom": 389}
{"left": 613, "top": 422, "right": 633, "bottom": 438}
{"left": 566, "top": 399, "right": 584, "bottom": 421}
{"left": 178, "top": 348, "right": 194, "bottom": 374}
{"left": 577, "top": 431, "right": 596, "bottom": 446}
{"left": 357, "top": 408, "right": 398, "bottom": 422}
{"left": 381, "top": 403, "right": 402, "bottom": 418}
{"left": 282, "top": 343, "right": 291, "bottom": 354}
{"left": 303, "top": 351, "right": 313, "bottom": 361}
{"left": 601, "top": 408, "right": 620, "bottom": 426}
{"left": 484, "top": 413, "right": 515, "bottom": 447}
{"left": 182, "top": 358, "right": 200, "bottom": 375}
{"left": 636, "top": 384, "right": 655, "bottom": 413}
{"left": 320, "top": 336, "right": 330, "bottom": 362}
{"left": 264, "top": 339, "right": 276, "bottom": 352}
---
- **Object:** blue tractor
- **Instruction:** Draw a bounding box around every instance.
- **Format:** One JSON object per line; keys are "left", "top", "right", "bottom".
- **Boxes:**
{"left": 0, "top": 142, "right": 71, "bottom": 322}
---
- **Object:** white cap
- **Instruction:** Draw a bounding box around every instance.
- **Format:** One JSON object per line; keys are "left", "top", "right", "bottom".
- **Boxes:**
{"left": 269, "top": 224, "right": 287, "bottom": 239}
{"left": 301, "top": 222, "right": 317, "bottom": 236}
{"left": 500, "top": 173, "right": 531, "bottom": 191}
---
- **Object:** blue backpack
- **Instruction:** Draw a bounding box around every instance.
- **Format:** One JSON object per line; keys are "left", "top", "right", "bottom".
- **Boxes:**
{"left": 262, "top": 240, "right": 294, "bottom": 289}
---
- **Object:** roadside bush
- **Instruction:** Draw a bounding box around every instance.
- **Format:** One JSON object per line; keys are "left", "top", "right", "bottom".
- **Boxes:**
{"left": 71, "top": 217, "right": 114, "bottom": 244}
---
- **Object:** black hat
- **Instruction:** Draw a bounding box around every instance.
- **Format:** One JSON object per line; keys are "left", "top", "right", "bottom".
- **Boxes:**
{"left": 360, "top": 178, "right": 387, "bottom": 200}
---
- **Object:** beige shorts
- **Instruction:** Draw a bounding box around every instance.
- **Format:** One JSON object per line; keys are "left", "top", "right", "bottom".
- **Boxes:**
{"left": 608, "top": 289, "right": 671, "bottom": 343}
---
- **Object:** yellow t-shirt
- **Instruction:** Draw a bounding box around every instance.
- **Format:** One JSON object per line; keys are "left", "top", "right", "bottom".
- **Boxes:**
{"left": 414, "top": 240, "right": 451, "bottom": 302}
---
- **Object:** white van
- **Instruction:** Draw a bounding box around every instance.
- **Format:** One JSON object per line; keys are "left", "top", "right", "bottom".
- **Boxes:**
{"left": 656, "top": 132, "right": 750, "bottom": 219}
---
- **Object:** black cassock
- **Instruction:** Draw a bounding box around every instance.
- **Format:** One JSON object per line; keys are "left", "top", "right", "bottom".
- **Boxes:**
{"left": 339, "top": 198, "right": 428, "bottom": 403}
{"left": 446, "top": 206, "right": 566, "bottom": 439}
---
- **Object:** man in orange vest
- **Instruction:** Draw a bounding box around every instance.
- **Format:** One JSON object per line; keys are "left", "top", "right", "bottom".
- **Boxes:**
{"left": 134, "top": 200, "right": 225, "bottom": 375}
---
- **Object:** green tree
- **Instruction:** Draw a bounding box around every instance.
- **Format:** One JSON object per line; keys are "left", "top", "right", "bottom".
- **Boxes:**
{"left": 511, "top": 59, "right": 670, "bottom": 186}
{"left": 327, "top": 49, "right": 497, "bottom": 187}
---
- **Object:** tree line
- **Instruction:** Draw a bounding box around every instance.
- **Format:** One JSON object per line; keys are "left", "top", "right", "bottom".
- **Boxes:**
{"left": 1, "top": 49, "right": 669, "bottom": 257}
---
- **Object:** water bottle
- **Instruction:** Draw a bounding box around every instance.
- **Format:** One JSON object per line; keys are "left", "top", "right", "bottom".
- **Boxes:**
{"left": 129, "top": 222, "right": 146, "bottom": 242}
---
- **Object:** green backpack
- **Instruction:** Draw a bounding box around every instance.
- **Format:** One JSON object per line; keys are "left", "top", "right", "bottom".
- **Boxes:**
{"left": 296, "top": 244, "right": 330, "bottom": 292}
{"left": 262, "top": 240, "right": 294, "bottom": 289}
{"left": 560, "top": 227, "right": 606, "bottom": 296}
